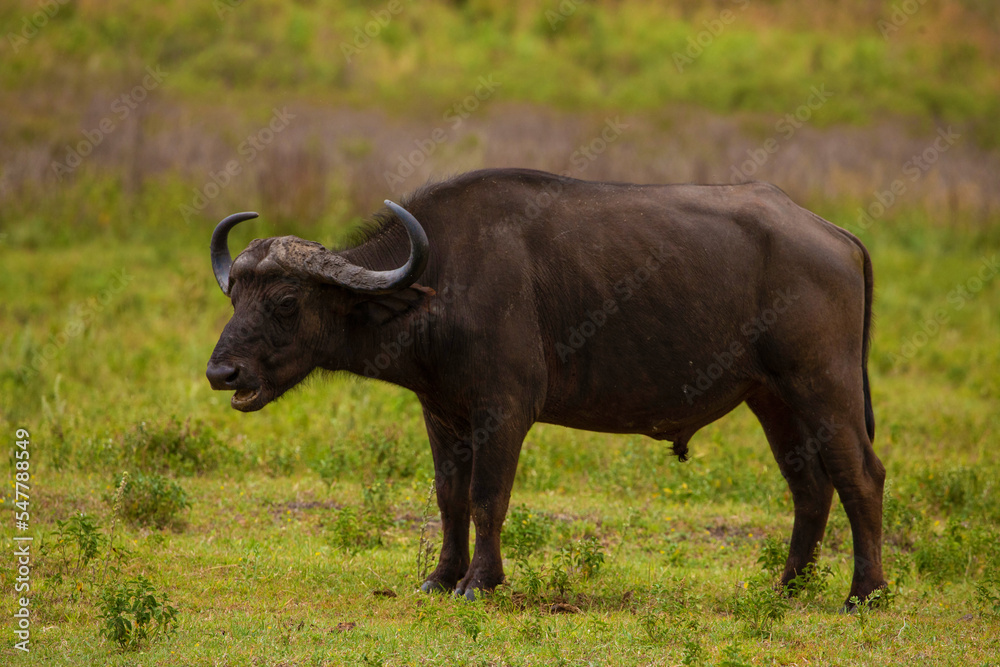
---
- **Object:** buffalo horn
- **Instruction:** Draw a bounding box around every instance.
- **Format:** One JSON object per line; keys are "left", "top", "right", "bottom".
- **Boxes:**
{"left": 210, "top": 211, "right": 259, "bottom": 295}
{"left": 299, "top": 200, "right": 429, "bottom": 295}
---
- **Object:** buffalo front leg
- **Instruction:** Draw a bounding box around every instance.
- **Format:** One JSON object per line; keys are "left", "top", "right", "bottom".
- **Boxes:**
{"left": 454, "top": 407, "right": 528, "bottom": 600}
{"left": 419, "top": 409, "right": 473, "bottom": 593}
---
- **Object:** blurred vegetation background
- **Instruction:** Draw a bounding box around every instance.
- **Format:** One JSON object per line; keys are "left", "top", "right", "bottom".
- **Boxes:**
{"left": 1, "top": 0, "right": 999, "bottom": 243}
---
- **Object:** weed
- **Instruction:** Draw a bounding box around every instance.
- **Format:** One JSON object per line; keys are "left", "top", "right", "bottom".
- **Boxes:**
{"left": 718, "top": 643, "right": 752, "bottom": 667}
{"left": 547, "top": 550, "right": 573, "bottom": 598}
{"left": 572, "top": 536, "right": 607, "bottom": 578}
{"left": 97, "top": 575, "right": 179, "bottom": 651}
{"left": 518, "top": 613, "right": 547, "bottom": 643}
{"left": 976, "top": 559, "right": 1000, "bottom": 616}
{"left": 681, "top": 634, "right": 706, "bottom": 666}
{"left": 53, "top": 513, "right": 105, "bottom": 572}
{"left": 111, "top": 472, "right": 190, "bottom": 530}
{"left": 848, "top": 588, "right": 890, "bottom": 643}
{"left": 786, "top": 561, "right": 833, "bottom": 602}
{"left": 415, "top": 480, "right": 437, "bottom": 582}
{"left": 515, "top": 558, "right": 545, "bottom": 601}
{"left": 756, "top": 536, "right": 786, "bottom": 580}
{"left": 329, "top": 505, "right": 385, "bottom": 554}
{"left": 120, "top": 417, "right": 233, "bottom": 475}
{"left": 914, "top": 519, "right": 995, "bottom": 583}
{"left": 453, "top": 598, "right": 487, "bottom": 641}
{"left": 308, "top": 452, "right": 341, "bottom": 493}
{"left": 731, "top": 574, "right": 790, "bottom": 637}
{"left": 502, "top": 504, "right": 552, "bottom": 559}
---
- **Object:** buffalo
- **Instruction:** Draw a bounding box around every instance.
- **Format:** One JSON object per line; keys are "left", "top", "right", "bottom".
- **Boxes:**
{"left": 206, "top": 168, "right": 886, "bottom": 607}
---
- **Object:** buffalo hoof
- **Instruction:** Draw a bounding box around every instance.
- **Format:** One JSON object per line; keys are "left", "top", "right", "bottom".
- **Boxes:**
{"left": 453, "top": 586, "right": 478, "bottom": 602}
{"left": 420, "top": 580, "right": 450, "bottom": 594}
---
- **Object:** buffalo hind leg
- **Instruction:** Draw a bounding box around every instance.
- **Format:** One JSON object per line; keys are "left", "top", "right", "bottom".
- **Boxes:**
{"left": 752, "top": 383, "right": 887, "bottom": 608}
{"left": 419, "top": 409, "right": 473, "bottom": 593}
{"left": 747, "top": 391, "right": 835, "bottom": 592}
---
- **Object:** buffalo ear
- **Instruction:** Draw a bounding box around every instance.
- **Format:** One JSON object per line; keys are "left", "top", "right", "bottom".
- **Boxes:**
{"left": 354, "top": 284, "right": 436, "bottom": 325}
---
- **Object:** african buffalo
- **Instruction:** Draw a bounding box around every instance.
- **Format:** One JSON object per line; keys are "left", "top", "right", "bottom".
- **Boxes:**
{"left": 206, "top": 168, "right": 886, "bottom": 607}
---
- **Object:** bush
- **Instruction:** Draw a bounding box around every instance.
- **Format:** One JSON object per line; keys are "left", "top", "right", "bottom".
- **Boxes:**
{"left": 111, "top": 472, "right": 190, "bottom": 529}
{"left": 53, "top": 513, "right": 106, "bottom": 571}
{"left": 502, "top": 505, "right": 552, "bottom": 560}
{"left": 731, "top": 575, "right": 790, "bottom": 638}
{"left": 98, "top": 575, "right": 179, "bottom": 651}
{"left": 120, "top": 417, "right": 234, "bottom": 476}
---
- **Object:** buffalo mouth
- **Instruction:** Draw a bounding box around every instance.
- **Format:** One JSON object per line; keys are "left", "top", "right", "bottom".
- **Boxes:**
{"left": 231, "top": 387, "right": 267, "bottom": 412}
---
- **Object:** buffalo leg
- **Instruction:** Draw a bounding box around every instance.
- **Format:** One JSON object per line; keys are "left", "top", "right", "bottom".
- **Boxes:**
{"left": 747, "top": 391, "right": 835, "bottom": 588}
{"left": 419, "top": 408, "right": 473, "bottom": 593}
{"left": 755, "top": 378, "right": 887, "bottom": 607}
{"left": 454, "top": 407, "right": 529, "bottom": 599}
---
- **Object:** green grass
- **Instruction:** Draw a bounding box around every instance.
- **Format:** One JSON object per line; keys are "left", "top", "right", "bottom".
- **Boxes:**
{"left": 2, "top": 0, "right": 999, "bottom": 145}
{"left": 1, "top": 203, "right": 998, "bottom": 664}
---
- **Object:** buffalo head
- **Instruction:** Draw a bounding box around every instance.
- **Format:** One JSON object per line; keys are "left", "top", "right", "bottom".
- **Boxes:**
{"left": 205, "top": 201, "right": 429, "bottom": 411}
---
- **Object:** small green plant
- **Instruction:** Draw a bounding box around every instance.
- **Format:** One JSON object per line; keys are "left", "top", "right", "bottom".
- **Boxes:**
{"left": 453, "top": 598, "right": 487, "bottom": 642}
{"left": 502, "top": 504, "right": 552, "bottom": 559}
{"left": 112, "top": 472, "right": 190, "bottom": 529}
{"left": 681, "top": 635, "right": 706, "bottom": 666}
{"left": 121, "top": 417, "right": 232, "bottom": 475}
{"left": 548, "top": 549, "right": 573, "bottom": 598}
{"left": 97, "top": 575, "right": 178, "bottom": 651}
{"left": 308, "top": 452, "right": 341, "bottom": 492}
{"left": 731, "top": 575, "right": 790, "bottom": 637}
{"left": 719, "top": 643, "right": 752, "bottom": 667}
{"left": 572, "top": 536, "right": 606, "bottom": 578}
{"left": 638, "top": 608, "right": 669, "bottom": 643}
{"left": 976, "top": 559, "right": 1000, "bottom": 616}
{"left": 515, "top": 558, "right": 545, "bottom": 600}
{"left": 329, "top": 505, "right": 384, "bottom": 554}
{"left": 53, "top": 513, "right": 105, "bottom": 571}
{"left": 756, "top": 536, "right": 786, "bottom": 579}
{"left": 786, "top": 561, "right": 833, "bottom": 602}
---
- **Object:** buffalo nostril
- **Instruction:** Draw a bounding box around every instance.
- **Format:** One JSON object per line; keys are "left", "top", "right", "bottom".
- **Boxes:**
{"left": 206, "top": 363, "right": 239, "bottom": 389}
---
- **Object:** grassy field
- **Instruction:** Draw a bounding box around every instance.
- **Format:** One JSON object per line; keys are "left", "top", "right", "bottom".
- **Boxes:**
{"left": 2, "top": 0, "right": 1000, "bottom": 664}
{"left": 1, "top": 207, "right": 998, "bottom": 665}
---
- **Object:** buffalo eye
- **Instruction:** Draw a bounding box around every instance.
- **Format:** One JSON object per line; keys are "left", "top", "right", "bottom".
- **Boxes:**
{"left": 274, "top": 295, "right": 298, "bottom": 317}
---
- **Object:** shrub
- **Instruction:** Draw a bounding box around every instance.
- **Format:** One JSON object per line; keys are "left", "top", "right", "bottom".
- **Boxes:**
{"left": 98, "top": 575, "right": 179, "bottom": 651}
{"left": 53, "top": 513, "right": 105, "bottom": 572}
{"left": 112, "top": 472, "right": 190, "bottom": 529}
{"left": 502, "top": 505, "right": 552, "bottom": 560}
{"left": 731, "top": 575, "right": 790, "bottom": 637}
{"left": 121, "top": 417, "right": 234, "bottom": 475}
